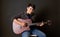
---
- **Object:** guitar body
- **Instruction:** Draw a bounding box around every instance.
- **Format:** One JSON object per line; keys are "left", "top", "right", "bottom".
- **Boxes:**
{"left": 12, "top": 19, "right": 32, "bottom": 34}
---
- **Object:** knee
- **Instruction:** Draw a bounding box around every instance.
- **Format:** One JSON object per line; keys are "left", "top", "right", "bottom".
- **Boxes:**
{"left": 38, "top": 31, "right": 46, "bottom": 37}
{"left": 41, "top": 33, "right": 46, "bottom": 37}
{"left": 22, "top": 31, "right": 30, "bottom": 37}
{"left": 32, "top": 29, "right": 46, "bottom": 37}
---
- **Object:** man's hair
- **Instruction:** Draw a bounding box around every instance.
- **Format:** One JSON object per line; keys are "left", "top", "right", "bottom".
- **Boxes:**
{"left": 27, "top": 3, "right": 35, "bottom": 10}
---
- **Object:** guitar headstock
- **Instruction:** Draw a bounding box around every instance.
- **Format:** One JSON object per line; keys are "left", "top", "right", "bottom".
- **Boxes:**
{"left": 44, "top": 20, "right": 52, "bottom": 26}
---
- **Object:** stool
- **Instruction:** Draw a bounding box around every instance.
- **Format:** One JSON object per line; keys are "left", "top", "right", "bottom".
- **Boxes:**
{"left": 30, "top": 35, "right": 38, "bottom": 37}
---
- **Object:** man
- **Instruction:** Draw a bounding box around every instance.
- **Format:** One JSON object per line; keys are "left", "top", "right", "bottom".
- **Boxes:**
{"left": 13, "top": 3, "right": 46, "bottom": 37}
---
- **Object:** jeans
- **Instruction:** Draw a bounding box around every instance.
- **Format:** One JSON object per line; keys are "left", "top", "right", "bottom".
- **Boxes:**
{"left": 22, "top": 29, "right": 46, "bottom": 37}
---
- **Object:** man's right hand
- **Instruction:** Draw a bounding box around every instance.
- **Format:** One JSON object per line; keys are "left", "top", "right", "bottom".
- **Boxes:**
{"left": 21, "top": 22, "right": 27, "bottom": 27}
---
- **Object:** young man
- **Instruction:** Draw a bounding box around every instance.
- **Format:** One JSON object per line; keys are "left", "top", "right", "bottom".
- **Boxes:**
{"left": 13, "top": 3, "right": 46, "bottom": 37}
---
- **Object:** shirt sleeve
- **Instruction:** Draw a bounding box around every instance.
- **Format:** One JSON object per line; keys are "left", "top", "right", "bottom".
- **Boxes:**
{"left": 13, "top": 12, "right": 22, "bottom": 19}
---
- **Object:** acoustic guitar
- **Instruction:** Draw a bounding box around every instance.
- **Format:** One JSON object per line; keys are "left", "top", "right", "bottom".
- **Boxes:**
{"left": 12, "top": 18, "right": 51, "bottom": 34}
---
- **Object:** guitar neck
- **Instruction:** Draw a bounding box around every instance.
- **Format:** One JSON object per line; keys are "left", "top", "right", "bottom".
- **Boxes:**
{"left": 28, "top": 21, "right": 48, "bottom": 26}
{"left": 28, "top": 22, "right": 39, "bottom": 26}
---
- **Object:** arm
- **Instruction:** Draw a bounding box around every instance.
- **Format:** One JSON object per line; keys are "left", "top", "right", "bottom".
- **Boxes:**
{"left": 13, "top": 18, "right": 25, "bottom": 26}
{"left": 36, "top": 21, "right": 45, "bottom": 27}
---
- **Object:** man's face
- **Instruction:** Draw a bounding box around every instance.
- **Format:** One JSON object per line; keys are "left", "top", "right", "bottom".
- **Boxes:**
{"left": 27, "top": 6, "right": 34, "bottom": 13}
